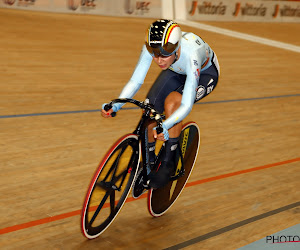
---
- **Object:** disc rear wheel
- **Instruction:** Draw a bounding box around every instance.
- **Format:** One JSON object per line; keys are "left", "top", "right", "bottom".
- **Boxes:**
{"left": 148, "top": 122, "right": 200, "bottom": 217}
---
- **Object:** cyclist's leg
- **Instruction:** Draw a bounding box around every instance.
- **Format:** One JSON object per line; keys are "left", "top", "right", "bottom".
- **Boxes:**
{"left": 164, "top": 91, "right": 182, "bottom": 138}
{"left": 148, "top": 92, "right": 182, "bottom": 188}
{"left": 146, "top": 69, "right": 186, "bottom": 147}
{"left": 148, "top": 65, "right": 218, "bottom": 188}
{"left": 163, "top": 90, "right": 182, "bottom": 167}
{"left": 146, "top": 91, "right": 182, "bottom": 164}
{"left": 146, "top": 70, "right": 186, "bottom": 188}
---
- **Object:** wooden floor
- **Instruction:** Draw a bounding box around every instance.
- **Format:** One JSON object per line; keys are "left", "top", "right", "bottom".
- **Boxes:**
{"left": 0, "top": 9, "right": 299, "bottom": 250}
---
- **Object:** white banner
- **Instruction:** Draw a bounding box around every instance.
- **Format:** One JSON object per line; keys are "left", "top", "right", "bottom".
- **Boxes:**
{"left": 1, "top": 0, "right": 299, "bottom": 22}
{"left": 0, "top": 0, "right": 163, "bottom": 18}
{"left": 185, "top": 0, "right": 300, "bottom": 22}
{"left": 0, "top": 0, "right": 51, "bottom": 11}
{"left": 63, "top": 0, "right": 162, "bottom": 17}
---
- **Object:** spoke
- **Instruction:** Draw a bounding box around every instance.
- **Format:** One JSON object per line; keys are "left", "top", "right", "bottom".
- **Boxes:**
{"left": 103, "top": 145, "right": 128, "bottom": 183}
{"left": 113, "top": 152, "right": 137, "bottom": 189}
{"left": 113, "top": 146, "right": 127, "bottom": 168}
{"left": 110, "top": 190, "right": 116, "bottom": 215}
{"left": 89, "top": 191, "right": 110, "bottom": 226}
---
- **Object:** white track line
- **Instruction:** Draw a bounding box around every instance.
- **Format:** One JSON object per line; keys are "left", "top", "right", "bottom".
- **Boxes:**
{"left": 176, "top": 20, "right": 300, "bottom": 54}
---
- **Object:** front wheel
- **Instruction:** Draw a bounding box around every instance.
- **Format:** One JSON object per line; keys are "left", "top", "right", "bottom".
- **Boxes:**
{"left": 148, "top": 122, "right": 200, "bottom": 217}
{"left": 81, "top": 134, "right": 140, "bottom": 239}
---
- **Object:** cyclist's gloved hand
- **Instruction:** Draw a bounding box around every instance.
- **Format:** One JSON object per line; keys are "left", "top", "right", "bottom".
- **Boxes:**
{"left": 101, "top": 103, "right": 119, "bottom": 118}
{"left": 102, "top": 103, "right": 118, "bottom": 113}
{"left": 153, "top": 123, "right": 169, "bottom": 141}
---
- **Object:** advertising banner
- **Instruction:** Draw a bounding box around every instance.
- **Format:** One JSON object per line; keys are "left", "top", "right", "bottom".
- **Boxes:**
{"left": 0, "top": 0, "right": 163, "bottom": 18}
{"left": 56, "top": 0, "right": 162, "bottom": 17}
{"left": 0, "top": 0, "right": 51, "bottom": 11}
{"left": 1, "top": 0, "right": 299, "bottom": 22}
{"left": 185, "top": 0, "right": 300, "bottom": 22}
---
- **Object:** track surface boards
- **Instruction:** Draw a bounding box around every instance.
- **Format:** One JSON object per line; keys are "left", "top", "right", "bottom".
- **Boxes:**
{"left": 0, "top": 9, "right": 299, "bottom": 250}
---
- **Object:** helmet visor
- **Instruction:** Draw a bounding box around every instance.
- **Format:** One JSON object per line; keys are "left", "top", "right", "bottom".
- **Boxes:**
{"left": 145, "top": 42, "right": 178, "bottom": 57}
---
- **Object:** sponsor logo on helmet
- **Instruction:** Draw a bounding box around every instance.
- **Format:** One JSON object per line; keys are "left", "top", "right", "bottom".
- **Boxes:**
{"left": 150, "top": 41, "right": 163, "bottom": 44}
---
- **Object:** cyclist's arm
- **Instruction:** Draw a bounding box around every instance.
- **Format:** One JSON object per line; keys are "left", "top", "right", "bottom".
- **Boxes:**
{"left": 112, "top": 46, "right": 153, "bottom": 112}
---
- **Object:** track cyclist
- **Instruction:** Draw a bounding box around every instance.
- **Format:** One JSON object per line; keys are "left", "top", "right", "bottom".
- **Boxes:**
{"left": 101, "top": 19, "right": 220, "bottom": 194}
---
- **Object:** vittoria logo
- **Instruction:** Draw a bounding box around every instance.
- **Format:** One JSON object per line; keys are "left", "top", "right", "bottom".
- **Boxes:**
{"left": 273, "top": 4, "right": 300, "bottom": 18}
{"left": 233, "top": 3, "right": 267, "bottom": 17}
{"left": 189, "top": 1, "right": 227, "bottom": 16}
{"left": 68, "top": 0, "right": 96, "bottom": 11}
{"left": 124, "top": 0, "right": 151, "bottom": 15}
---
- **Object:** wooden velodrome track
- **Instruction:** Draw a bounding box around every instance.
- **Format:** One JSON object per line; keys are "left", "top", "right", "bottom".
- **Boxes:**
{"left": 0, "top": 8, "right": 299, "bottom": 250}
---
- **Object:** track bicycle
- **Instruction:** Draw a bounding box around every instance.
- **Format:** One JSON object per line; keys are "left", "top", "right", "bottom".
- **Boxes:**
{"left": 81, "top": 98, "right": 200, "bottom": 239}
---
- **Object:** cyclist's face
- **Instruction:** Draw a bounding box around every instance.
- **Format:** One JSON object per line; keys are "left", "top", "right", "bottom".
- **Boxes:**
{"left": 152, "top": 54, "right": 175, "bottom": 70}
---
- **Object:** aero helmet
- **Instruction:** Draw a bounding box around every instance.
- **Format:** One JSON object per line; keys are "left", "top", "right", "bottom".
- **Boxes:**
{"left": 145, "top": 19, "right": 181, "bottom": 57}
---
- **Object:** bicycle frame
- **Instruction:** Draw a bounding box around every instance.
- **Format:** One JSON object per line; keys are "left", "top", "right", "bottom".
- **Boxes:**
{"left": 107, "top": 98, "right": 162, "bottom": 184}
{"left": 106, "top": 98, "right": 185, "bottom": 183}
